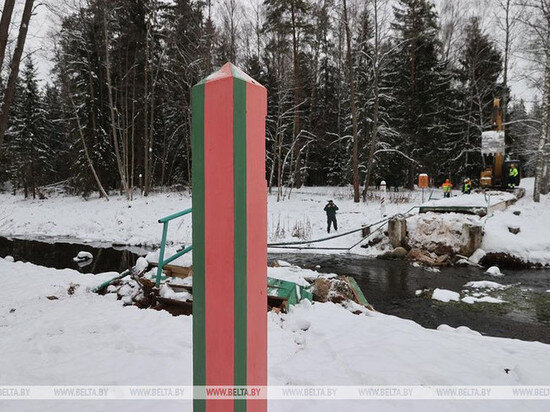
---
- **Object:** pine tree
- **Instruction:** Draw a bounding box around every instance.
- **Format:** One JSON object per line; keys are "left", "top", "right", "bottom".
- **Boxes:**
{"left": 55, "top": 2, "right": 114, "bottom": 196}
{"left": 159, "top": 0, "right": 208, "bottom": 186}
{"left": 8, "top": 58, "right": 49, "bottom": 198}
{"left": 387, "top": 0, "right": 453, "bottom": 187}
{"left": 43, "top": 83, "right": 70, "bottom": 183}
{"left": 456, "top": 17, "right": 502, "bottom": 179}
{"left": 264, "top": 0, "right": 312, "bottom": 188}
{"left": 307, "top": 0, "right": 345, "bottom": 186}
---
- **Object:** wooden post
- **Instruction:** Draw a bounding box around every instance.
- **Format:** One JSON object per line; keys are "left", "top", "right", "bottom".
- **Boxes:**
{"left": 192, "top": 63, "right": 267, "bottom": 412}
{"left": 380, "top": 180, "right": 387, "bottom": 217}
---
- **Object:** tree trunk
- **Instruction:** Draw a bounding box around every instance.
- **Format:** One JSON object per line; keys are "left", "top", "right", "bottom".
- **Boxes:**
{"left": 534, "top": 17, "right": 550, "bottom": 202}
{"left": 23, "top": 175, "right": 28, "bottom": 199}
{"left": 69, "top": 95, "right": 110, "bottom": 201}
{"left": 290, "top": 1, "right": 303, "bottom": 188}
{"left": 143, "top": 18, "right": 151, "bottom": 196}
{"left": 0, "top": 0, "right": 16, "bottom": 77}
{"left": 102, "top": 4, "right": 130, "bottom": 199}
{"left": 146, "top": 26, "right": 156, "bottom": 196}
{"left": 362, "top": 0, "right": 380, "bottom": 201}
{"left": 277, "top": 124, "right": 283, "bottom": 202}
{"left": 31, "top": 146, "right": 36, "bottom": 199}
{"left": 501, "top": 0, "right": 511, "bottom": 129}
{"left": 0, "top": 0, "right": 34, "bottom": 156}
{"left": 342, "top": 0, "right": 360, "bottom": 202}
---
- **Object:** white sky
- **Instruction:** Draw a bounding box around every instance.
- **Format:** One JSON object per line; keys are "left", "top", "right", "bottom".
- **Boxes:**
{"left": 2, "top": 1, "right": 60, "bottom": 85}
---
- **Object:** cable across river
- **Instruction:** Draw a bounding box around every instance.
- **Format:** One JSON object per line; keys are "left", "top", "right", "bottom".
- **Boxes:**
{"left": 267, "top": 206, "right": 418, "bottom": 250}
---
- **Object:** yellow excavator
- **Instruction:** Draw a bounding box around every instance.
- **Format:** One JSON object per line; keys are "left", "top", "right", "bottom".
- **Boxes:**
{"left": 480, "top": 98, "right": 520, "bottom": 190}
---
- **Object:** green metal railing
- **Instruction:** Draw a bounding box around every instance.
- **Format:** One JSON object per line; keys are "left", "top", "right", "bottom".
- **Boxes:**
{"left": 155, "top": 208, "right": 193, "bottom": 287}
{"left": 91, "top": 269, "right": 131, "bottom": 293}
{"left": 153, "top": 203, "right": 420, "bottom": 284}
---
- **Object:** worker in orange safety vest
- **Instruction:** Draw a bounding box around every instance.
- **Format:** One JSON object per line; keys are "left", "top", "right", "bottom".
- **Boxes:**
{"left": 442, "top": 179, "right": 453, "bottom": 198}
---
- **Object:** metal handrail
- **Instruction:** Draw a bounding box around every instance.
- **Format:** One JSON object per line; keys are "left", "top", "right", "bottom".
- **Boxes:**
{"left": 155, "top": 208, "right": 193, "bottom": 287}
{"left": 158, "top": 208, "right": 192, "bottom": 223}
{"left": 154, "top": 204, "right": 421, "bottom": 282}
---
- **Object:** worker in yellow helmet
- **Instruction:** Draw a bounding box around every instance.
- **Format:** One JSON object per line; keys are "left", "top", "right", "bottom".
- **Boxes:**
{"left": 508, "top": 164, "right": 519, "bottom": 189}
{"left": 442, "top": 179, "right": 453, "bottom": 198}
{"left": 462, "top": 178, "right": 472, "bottom": 194}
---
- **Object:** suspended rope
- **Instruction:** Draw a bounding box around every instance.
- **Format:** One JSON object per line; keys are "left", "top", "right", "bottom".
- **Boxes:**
{"left": 347, "top": 220, "right": 388, "bottom": 251}
{"left": 267, "top": 206, "right": 418, "bottom": 251}
{"left": 267, "top": 225, "right": 375, "bottom": 247}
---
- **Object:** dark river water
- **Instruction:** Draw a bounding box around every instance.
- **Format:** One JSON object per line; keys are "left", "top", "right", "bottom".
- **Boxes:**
{"left": 270, "top": 253, "right": 550, "bottom": 344}
{"left": 0, "top": 236, "right": 148, "bottom": 274}
{"left": 1, "top": 235, "right": 550, "bottom": 343}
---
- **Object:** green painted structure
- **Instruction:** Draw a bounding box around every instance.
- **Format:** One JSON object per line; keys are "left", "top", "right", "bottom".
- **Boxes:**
{"left": 267, "top": 277, "right": 313, "bottom": 308}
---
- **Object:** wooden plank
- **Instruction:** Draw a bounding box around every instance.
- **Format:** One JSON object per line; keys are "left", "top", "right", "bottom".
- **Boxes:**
{"left": 168, "top": 283, "right": 193, "bottom": 293}
{"left": 344, "top": 276, "right": 373, "bottom": 310}
{"left": 163, "top": 264, "right": 193, "bottom": 278}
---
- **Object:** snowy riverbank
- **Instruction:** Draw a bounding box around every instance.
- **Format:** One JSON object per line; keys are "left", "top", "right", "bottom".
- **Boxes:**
{"left": 0, "top": 186, "right": 419, "bottom": 253}
{"left": 483, "top": 179, "right": 550, "bottom": 265}
{"left": 1, "top": 258, "right": 550, "bottom": 411}
{"left": 1, "top": 179, "right": 550, "bottom": 264}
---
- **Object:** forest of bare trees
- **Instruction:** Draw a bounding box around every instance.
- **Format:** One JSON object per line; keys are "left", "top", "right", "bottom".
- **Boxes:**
{"left": 0, "top": 0, "right": 548, "bottom": 202}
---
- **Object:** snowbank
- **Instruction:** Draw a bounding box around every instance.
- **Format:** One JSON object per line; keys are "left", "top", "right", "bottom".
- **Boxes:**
{"left": 412, "top": 179, "right": 550, "bottom": 266}
{"left": 482, "top": 179, "right": 550, "bottom": 265}
{"left": 0, "top": 191, "right": 193, "bottom": 248}
{"left": 268, "top": 265, "right": 336, "bottom": 287}
{"left": 407, "top": 212, "right": 479, "bottom": 254}
{"left": 2, "top": 259, "right": 550, "bottom": 411}
{"left": 436, "top": 324, "right": 482, "bottom": 336}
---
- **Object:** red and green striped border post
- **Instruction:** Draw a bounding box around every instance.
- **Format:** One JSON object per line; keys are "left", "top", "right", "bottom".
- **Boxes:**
{"left": 192, "top": 63, "right": 268, "bottom": 412}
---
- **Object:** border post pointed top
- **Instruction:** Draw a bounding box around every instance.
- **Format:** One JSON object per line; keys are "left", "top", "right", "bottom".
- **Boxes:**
{"left": 195, "top": 62, "right": 265, "bottom": 88}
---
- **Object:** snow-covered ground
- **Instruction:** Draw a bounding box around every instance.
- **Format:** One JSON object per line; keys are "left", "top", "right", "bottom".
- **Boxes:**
{"left": 1, "top": 179, "right": 549, "bottom": 264}
{"left": 424, "top": 190, "right": 515, "bottom": 208}
{"left": 0, "top": 190, "right": 194, "bottom": 248}
{"left": 2, "top": 258, "right": 550, "bottom": 412}
{"left": 0, "top": 186, "right": 419, "bottom": 254}
{"left": 483, "top": 179, "right": 550, "bottom": 264}
{"left": 408, "top": 178, "right": 550, "bottom": 265}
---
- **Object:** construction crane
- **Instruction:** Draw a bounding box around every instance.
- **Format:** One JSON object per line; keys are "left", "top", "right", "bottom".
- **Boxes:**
{"left": 480, "top": 98, "right": 520, "bottom": 190}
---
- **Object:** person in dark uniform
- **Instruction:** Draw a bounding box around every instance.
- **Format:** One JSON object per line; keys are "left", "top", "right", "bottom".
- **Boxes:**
{"left": 324, "top": 200, "right": 339, "bottom": 233}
